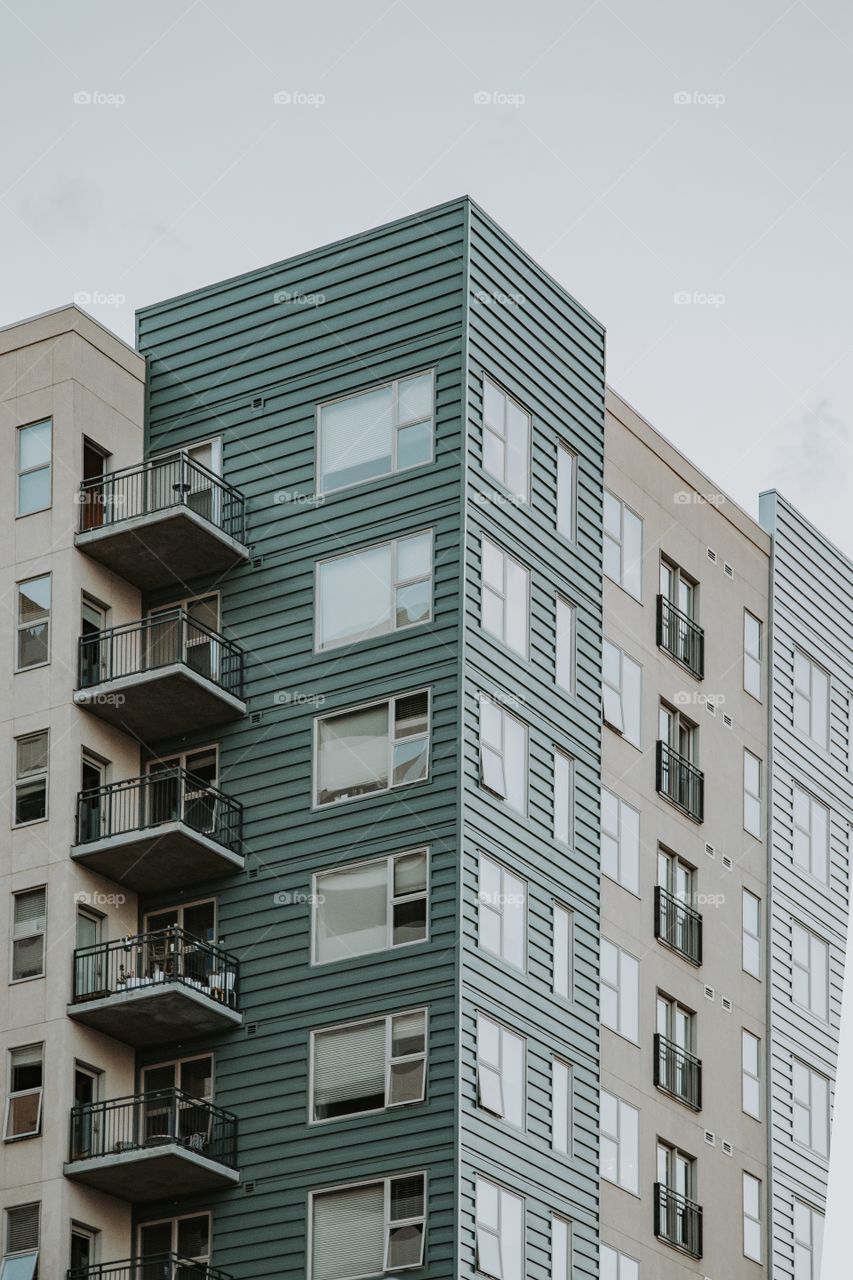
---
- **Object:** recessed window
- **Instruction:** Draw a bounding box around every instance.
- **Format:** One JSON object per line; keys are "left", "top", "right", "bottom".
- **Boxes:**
{"left": 556, "top": 443, "right": 576, "bottom": 539}
{"left": 743, "top": 1173, "right": 762, "bottom": 1263}
{"left": 791, "top": 922, "right": 829, "bottom": 1020}
{"left": 311, "top": 1009, "right": 426, "bottom": 1122}
{"left": 16, "top": 420, "right": 52, "bottom": 516}
{"left": 555, "top": 596, "right": 575, "bottom": 693}
{"left": 3, "top": 1203, "right": 39, "bottom": 1279}
{"left": 604, "top": 491, "right": 642, "bottom": 600}
{"left": 552, "top": 1059, "right": 572, "bottom": 1155}
{"left": 554, "top": 750, "right": 574, "bottom": 846}
{"left": 601, "top": 788, "right": 640, "bottom": 895}
{"left": 481, "top": 537, "right": 529, "bottom": 658}
{"left": 600, "top": 1090, "right": 639, "bottom": 1193}
{"left": 475, "top": 1176, "right": 523, "bottom": 1280}
{"left": 793, "top": 1200, "right": 824, "bottom": 1280}
{"left": 478, "top": 853, "right": 526, "bottom": 972}
{"left": 316, "top": 532, "right": 433, "bottom": 650}
{"left": 602, "top": 641, "right": 642, "bottom": 747}
{"left": 3, "top": 1046, "right": 43, "bottom": 1140}
{"left": 600, "top": 1244, "right": 639, "bottom": 1280}
{"left": 313, "top": 849, "right": 428, "bottom": 964}
{"left": 553, "top": 904, "right": 574, "bottom": 1001}
{"left": 311, "top": 1172, "right": 426, "bottom": 1279}
{"left": 742, "top": 891, "right": 761, "bottom": 979}
{"left": 742, "top": 1030, "right": 761, "bottom": 1118}
{"left": 15, "top": 576, "right": 51, "bottom": 670}
{"left": 793, "top": 649, "right": 830, "bottom": 750}
{"left": 318, "top": 372, "right": 434, "bottom": 494}
{"left": 314, "top": 691, "right": 430, "bottom": 806}
{"left": 744, "top": 612, "right": 762, "bottom": 700}
{"left": 476, "top": 1014, "right": 525, "bottom": 1128}
{"left": 792, "top": 1059, "right": 829, "bottom": 1157}
{"left": 13, "top": 733, "right": 48, "bottom": 826}
{"left": 479, "top": 694, "right": 527, "bottom": 814}
{"left": 551, "top": 1216, "right": 571, "bottom": 1280}
{"left": 743, "top": 750, "right": 762, "bottom": 838}
{"left": 482, "top": 378, "right": 530, "bottom": 500}
{"left": 601, "top": 939, "right": 639, "bottom": 1043}
{"left": 11, "top": 888, "right": 46, "bottom": 981}
{"left": 793, "top": 785, "right": 829, "bottom": 884}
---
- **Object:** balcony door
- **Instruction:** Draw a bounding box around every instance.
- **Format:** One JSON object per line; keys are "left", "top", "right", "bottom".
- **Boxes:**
{"left": 659, "top": 704, "right": 696, "bottom": 762}
{"left": 142, "top": 1055, "right": 214, "bottom": 1150}
{"left": 145, "top": 747, "right": 218, "bottom": 834}
{"left": 71, "top": 1065, "right": 101, "bottom": 1160}
{"left": 80, "top": 597, "right": 108, "bottom": 688}
{"left": 185, "top": 439, "right": 222, "bottom": 524}
{"left": 70, "top": 1227, "right": 97, "bottom": 1274}
{"left": 81, "top": 438, "right": 108, "bottom": 531}
{"left": 139, "top": 1213, "right": 211, "bottom": 1277}
{"left": 74, "top": 907, "right": 104, "bottom": 998}
{"left": 145, "top": 899, "right": 217, "bottom": 988}
{"left": 145, "top": 593, "right": 220, "bottom": 680}
{"left": 79, "top": 754, "right": 107, "bottom": 844}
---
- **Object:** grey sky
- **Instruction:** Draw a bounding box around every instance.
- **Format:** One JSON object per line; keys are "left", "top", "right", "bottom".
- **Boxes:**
{"left": 3, "top": 0, "right": 852, "bottom": 1271}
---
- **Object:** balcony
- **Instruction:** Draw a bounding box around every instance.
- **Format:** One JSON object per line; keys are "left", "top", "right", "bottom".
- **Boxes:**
{"left": 69, "top": 1256, "right": 232, "bottom": 1280}
{"left": 656, "top": 741, "right": 704, "bottom": 822}
{"left": 654, "top": 1183, "right": 703, "bottom": 1258}
{"left": 74, "top": 610, "right": 245, "bottom": 740}
{"left": 67, "top": 928, "right": 241, "bottom": 1046}
{"left": 657, "top": 595, "right": 704, "bottom": 680}
{"left": 654, "top": 1034, "right": 702, "bottom": 1110}
{"left": 654, "top": 886, "right": 703, "bottom": 965}
{"left": 71, "top": 769, "right": 243, "bottom": 893}
{"left": 65, "top": 1088, "right": 238, "bottom": 1200}
{"left": 75, "top": 452, "right": 248, "bottom": 590}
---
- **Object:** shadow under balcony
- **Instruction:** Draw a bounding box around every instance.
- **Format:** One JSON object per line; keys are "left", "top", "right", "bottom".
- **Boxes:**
{"left": 65, "top": 1089, "right": 239, "bottom": 1200}
{"left": 71, "top": 769, "right": 243, "bottom": 892}
{"left": 67, "top": 928, "right": 241, "bottom": 1046}
{"left": 75, "top": 453, "right": 248, "bottom": 590}
{"left": 73, "top": 611, "right": 245, "bottom": 740}
{"left": 69, "top": 1255, "right": 233, "bottom": 1280}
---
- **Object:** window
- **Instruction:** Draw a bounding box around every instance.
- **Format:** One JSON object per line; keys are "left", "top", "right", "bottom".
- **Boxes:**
{"left": 659, "top": 557, "right": 696, "bottom": 618}
{"left": 600, "top": 1244, "right": 639, "bottom": 1280}
{"left": 314, "top": 691, "right": 430, "bottom": 806}
{"left": 793, "top": 786, "right": 829, "bottom": 884}
{"left": 2, "top": 1203, "right": 39, "bottom": 1280}
{"left": 70, "top": 1226, "right": 97, "bottom": 1273}
{"left": 479, "top": 694, "right": 527, "bottom": 813}
{"left": 311, "top": 1009, "right": 427, "bottom": 1122}
{"left": 476, "top": 1014, "right": 525, "bottom": 1129}
{"left": 793, "top": 649, "right": 830, "bottom": 750}
{"left": 656, "top": 993, "right": 694, "bottom": 1053}
{"left": 600, "top": 1090, "right": 639, "bottom": 1193}
{"left": 11, "top": 888, "right": 45, "bottom": 981}
{"left": 17, "top": 420, "right": 51, "bottom": 515}
{"left": 482, "top": 378, "right": 530, "bottom": 500}
{"left": 742, "top": 1031, "right": 761, "bottom": 1118}
{"left": 604, "top": 491, "right": 642, "bottom": 600}
{"left": 602, "top": 641, "right": 642, "bottom": 747}
{"left": 556, "top": 443, "right": 576, "bottom": 539}
{"left": 139, "top": 1215, "right": 210, "bottom": 1269}
{"left": 601, "top": 788, "right": 640, "bottom": 895}
{"left": 657, "top": 1141, "right": 695, "bottom": 1198}
{"left": 554, "top": 750, "right": 574, "bottom": 845}
{"left": 555, "top": 596, "right": 575, "bottom": 693}
{"left": 742, "top": 891, "right": 761, "bottom": 978}
{"left": 553, "top": 904, "right": 574, "bottom": 1000}
{"left": 743, "top": 1173, "right": 762, "bottom": 1262}
{"left": 15, "top": 576, "right": 50, "bottom": 670}
{"left": 316, "top": 532, "right": 433, "bottom": 650}
{"left": 552, "top": 1059, "right": 572, "bottom": 1155}
{"left": 475, "top": 1176, "right": 523, "bottom": 1280}
{"left": 659, "top": 702, "right": 696, "bottom": 760}
{"left": 481, "top": 537, "right": 529, "bottom": 658}
{"left": 478, "top": 853, "right": 526, "bottom": 971}
{"left": 13, "top": 732, "right": 48, "bottom": 825}
{"left": 792, "top": 922, "right": 829, "bottom": 1020}
{"left": 601, "top": 939, "right": 639, "bottom": 1042}
{"left": 793, "top": 1200, "right": 824, "bottom": 1280}
{"left": 311, "top": 1173, "right": 426, "bottom": 1279}
{"left": 4, "top": 1046, "right": 43, "bottom": 1140}
{"left": 792, "top": 1060, "right": 830, "bottom": 1156}
{"left": 744, "top": 612, "right": 762, "bottom": 700}
{"left": 318, "top": 372, "right": 434, "bottom": 494}
{"left": 313, "top": 849, "right": 428, "bottom": 964}
{"left": 743, "top": 750, "right": 762, "bottom": 838}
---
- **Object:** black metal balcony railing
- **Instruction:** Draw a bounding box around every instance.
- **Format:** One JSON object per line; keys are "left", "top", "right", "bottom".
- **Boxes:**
{"left": 656, "top": 741, "right": 704, "bottom": 822}
{"left": 78, "top": 610, "right": 244, "bottom": 700}
{"left": 69, "top": 1088, "right": 237, "bottom": 1168}
{"left": 654, "top": 885, "right": 703, "bottom": 965}
{"left": 71, "top": 927, "right": 239, "bottom": 1009}
{"left": 654, "top": 1183, "right": 703, "bottom": 1258}
{"left": 78, "top": 452, "right": 246, "bottom": 544}
{"left": 654, "top": 1033, "right": 702, "bottom": 1110}
{"left": 68, "top": 1253, "right": 232, "bottom": 1280}
{"left": 657, "top": 595, "right": 705, "bottom": 679}
{"left": 75, "top": 768, "right": 242, "bottom": 851}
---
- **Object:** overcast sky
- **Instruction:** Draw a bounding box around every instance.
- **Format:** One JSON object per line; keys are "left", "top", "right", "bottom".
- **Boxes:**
{"left": 2, "top": 0, "right": 852, "bottom": 1273}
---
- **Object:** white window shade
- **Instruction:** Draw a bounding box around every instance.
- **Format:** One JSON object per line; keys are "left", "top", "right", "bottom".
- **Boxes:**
{"left": 319, "top": 545, "right": 392, "bottom": 648}
{"left": 315, "top": 862, "right": 387, "bottom": 962}
{"left": 317, "top": 705, "right": 389, "bottom": 804}
{"left": 320, "top": 387, "right": 393, "bottom": 492}
{"left": 312, "top": 1183, "right": 385, "bottom": 1280}
{"left": 313, "top": 1020, "right": 386, "bottom": 1118}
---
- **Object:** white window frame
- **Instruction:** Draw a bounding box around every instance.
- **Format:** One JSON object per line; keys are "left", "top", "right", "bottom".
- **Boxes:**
{"left": 3, "top": 1045, "right": 43, "bottom": 1141}
{"left": 552, "top": 1059, "right": 572, "bottom": 1156}
{"left": 792, "top": 785, "right": 830, "bottom": 885}
{"left": 601, "top": 787, "right": 640, "bottom": 895}
{"left": 15, "top": 574, "right": 51, "bottom": 672}
{"left": 11, "top": 887, "right": 46, "bottom": 982}
{"left": 556, "top": 442, "right": 577, "bottom": 541}
{"left": 792, "top": 1058, "right": 830, "bottom": 1157}
{"left": 309, "top": 1008, "right": 427, "bottom": 1124}
{"left": 793, "top": 648, "right": 830, "bottom": 750}
{"left": 137, "top": 1212, "right": 212, "bottom": 1268}
{"left": 479, "top": 693, "right": 528, "bottom": 814}
{"left": 600, "top": 1090, "right": 639, "bottom": 1194}
{"left": 602, "top": 641, "right": 642, "bottom": 748}
{"left": 554, "top": 750, "right": 574, "bottom": 847}
{"left": 603, "top": 490, "right": 643, "bottom": 601}
{"left": 553, "top": 904, "right": 574, "bottom": 1001}
{"left": 313, "top": 690, "right": 431, "bottom": 808}
{"left": 555, "top": 595, "right": 576, "bottom": 693}
{"left": 743, "top": 1172, "right": 762, "bottom": 1263}
{"left": 13, "top": 731, "right": 49, "bottom": 827}
{"left": 793, "top": 1200, "right": 824, "bottom": 1280}
{"left": 476, "top": 1013, "right": 526, "bottom": 1130}
{"left": 600, "top": 1243, "right": 639, "bottom": 1280}
{"left": 601, "top": 938, "right": 639, "bottom": 1043}
{"left": 308, "top": 1172, "right": 427, "bottom": 1279}
{"left": 742, "top": 890, "right": 761, "bottom": 979}
{"left": 481, "top": 376, "right": 531, "bottom": 501}
{"left": 16, "top": 419, "right": 52, "bottom": 516}
{"left": 791, "top": 922, "right": 829, "bottom": 1020}
{"left": 480, "top": 535, "right": 530, "bottom": 659}
{"left": 311, "top": 848, "right": 430, "bottom": 965}
{"left": 744, "top": 749, "right": 762, "bottom": 838}
{"left": 316, "top": 370, "right": 435, "bottom": 496}
{"left": 477, "top": 853, "right": 526, "bottom": 972}
{"left": 742, "top": 1029, "right": 761, "bottom": 1119}
{"left": 744, "top": 611, "right": 762, "bottom": 700}
{"left": 315, "top": 530, "right": 434, "bottom": 652}
{"left": 475, "top": 1175, "right": 524, "bottom": 1280}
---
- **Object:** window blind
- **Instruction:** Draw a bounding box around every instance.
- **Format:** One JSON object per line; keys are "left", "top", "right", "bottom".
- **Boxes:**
{"left": 312, "top": 1183, "right": 384, "bottom": 1280}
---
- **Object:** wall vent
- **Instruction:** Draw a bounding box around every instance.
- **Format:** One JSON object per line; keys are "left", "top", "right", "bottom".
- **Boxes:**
{"left": 244, "top": 1181, "right": 256, "bottom": 1194}
{"left": 721, "top": 997, "right": 733, "bottom": 1012}
{"left": 247, "top": 867, "right": 260, "bottom": 881}
{"left": 722, "top": 855, "right": 733, "bottom": 872}
{"left": 703, "top": 1131, "right": 715, "bottom": 1146}
{"left": 721, "top": 1140, "right": 733, "bottom": 1157}
{"left": 705, "top": 699, "right": 716, "bottom": 716}
{"left": 252, "top": 556, "right": 264, "bottom": 569}
{"left": 251, "top": 397, "right": 265, "bottom": 411}
{"left": 704, "top": 842, "right": 715, "bottom": 858}
{"left": 724, "top": 561, "right": 734, "bottom": 578}
{"left": 250, "top": 711, "right": 263, "bottom": 726}
{"left": 707, "top": 548, "right": 718, "bottom": 563}
{"left": 704, "top": 986, "right": 715, "bottom": 1001}
{"left": 723, "top": 713, "right": 733, "bottom": 728}
{"left": 246, "top": 1022, "right": 259, "bottom": 1036}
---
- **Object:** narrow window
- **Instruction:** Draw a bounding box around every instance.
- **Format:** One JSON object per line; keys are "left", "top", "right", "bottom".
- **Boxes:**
{"left": 475, "top": 1176, "right": 523, "bottom": 1280}
{"left": 792, "top": 1059, "right": 830, "bottom": 1156}
{"left": 3, "top": 1203, "right": 39, "bottom": 1278}
{"left": 743, "top": 750, "right": 762, "bottom": 838}
{"left": 600, "top": 1090, "right": 639, "bottom": 1193}
{"left": 553, "top": 904, "right": 574, "bottom": 1000}
{"left": 476, "top": 1014, "right": 525, "bottom": 1129}
{"left": 15, "top": 576, "right": 51, "bottom": 670}
{"left": 602, "top": 641, "right": 642, "bottom": 747}
{"left": 744, "top": 612, "right": 762, "bottom": 700}
{"left": 601, "top": 788, "right": 640, "bottom": 894}
{"left": 479, "top": 694, "right": 528, "bottom": 814}
{"left": 743, "top": 1173, "right": 762, "bottom": 1262}
{"left": 742, "top": 891, "right": 761, "bottom": 978}
{"left": 603, "top": 491, "right": 643, "bottom": 600}
{"left": 478, "top": 853, "right": 526, "bottom": 971}
{"left": 555, "top": 596, "right": 575, "bottom": 693}
{"left": 13, "top": 733, "right": 48, "bottom": 825}
{"left": 793, "top": 1201, "right": 824, "bottom": 1280}
{"left": 793, "top": 649, "right": 830, "bottom": 750}
{"left": 554, "top": 750, "right": 574, "bottom": 846}
{"left": 601, "top": 939, "right": 639, "bottom": 1043}
{"left": 557, "top": 443, "right": 576, "bottom": 539}
{"left": 11, "top": 888, "right": 46, "bottom": 981}
{"left": 791, "top": 922, "right": 829, "bottom": 1019}
{"left": 3, "top": 1046, "right": 43, "bottom": 1140}
{"left": 17, "top": 420, "right": 52, "bottom": 515}
{"left": 482, "top": 378, "right": 530, "bottom": 500}
{"left": 793, "top": 786, "right": 830, "bottom": 884}
{"left": 742, "top": 1030, "right": 761, "bottom": 1119}
{"left": 552, "top": 1059, "right": 572, "bottom": 1155}
{"left": 481, "top": 537, "right": 530, "bottom": 658}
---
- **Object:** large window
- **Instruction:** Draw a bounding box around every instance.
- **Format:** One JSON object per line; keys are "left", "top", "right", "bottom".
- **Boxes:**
{"left": 600, "top": 1091, "right": 639, "bottom": 1193}
{"left": 556, "top": 443, "right": 576, "bottom": 539}
{"left": 554, "top": 750, "right": 574, "bottom": 846}
{"left": 744, "top": 611, "right": 762, "bottom": 700}
{"left": 13, "top": 733, "right": 48, "bottom": 825}
{"left": 601, "top": 939, "right": 639, "bottom": 1043}
{"left": 478, "top": 853, "right": 526, "bottom": 972}
{"left": 3, "top": 1046, "right": 43, "bottom": 1140}
{"left": 792, "top": 922, "right": 829, "bottom": 1020}
{"left": 555, "top": 596, "right": 575, "bottom": 693}
{"left": 601, "top": 788, "right": 640, "bottom": 895}
{"left": 3, "top": 1203, "right": 39, "bottom": 1279}
{"left": 313, "top": 850, "right": 428, "bottom": 964}
{"left": 475, "top": 1176, "right": 523, "bottom": 1280}
{"left": 552, "top": 1059, "right": 572, "bottom": 1155}
{"left": 311, "top": 1173, "right": 426, "bottom": 1279}
{"left": 482, "top": 378, "right": 530, "bottom": 500}
{"left": 318, "top": 372, "right": 434, "bottom": 494}
{"left": 793, "top": 649, "right": 830, "bottom": 750}
{"left": 311, "top": 1009, "right": 426, "bottom": 1122}
{"left": 17, "top": 420, "right": 52, "bottom": 516}
{"left": 315, "top": 692, "right": 430, "bottom": 806}
{"left": 15, "top": 576, "right": 50, "bottom": 670}
{"left": 476, "top": 1014, "right": 525, "bottom": 1129}
{"left": 743, "top": 750, "right": 762, "bottom": 838}
{"left": 479, "top": 694, "right": 527, "bottom": 814}
{"left": 602, "top": 642, "right": 642, "bottom": 747}
{"left": 316, "top": 532, "right": 432, "bottom": 650}
{"left": 139, "top": 1214, "right": 210, "bottom": 1268}
{"left": 603, "top": 491, "right": 642, "bottom": 600}
{"left": 742, "top": 1030, "right": 761, "bottom": 1119}
{"left": 553, "top": 904, "right": 574, "bottom": 1000}
{"left": 742, "top": 891, "right": 761, "bottom": 979}
{"left": 481, "top": 537, "right": 529, "bottom": 658}
{"left": 792, "top": 1059, "right": 829, "bottom": 1156}
{"left": 793, "top": 785, "right": 829, "bottom": 884}
{"left": 600, "top": 1244, "right": 638, "bottom": 1280}
{"left": 11, "top": 888, "right": 46, "bottom": 981}
{"left": 743, "top": 1173, "right": 762, "bottom": 1263}
{"left": 794, "top": 1200, "right": 824, "bottom": 1280}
